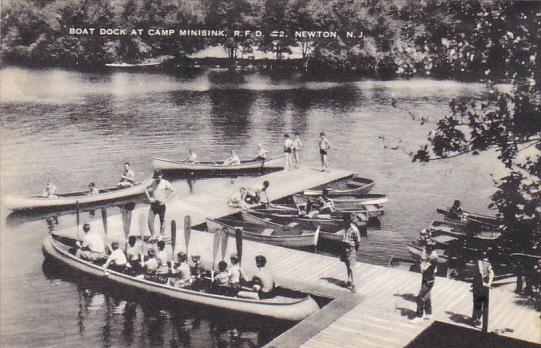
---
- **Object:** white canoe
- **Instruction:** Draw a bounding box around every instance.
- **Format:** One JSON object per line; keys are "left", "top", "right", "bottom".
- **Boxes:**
{"left": 42, "top": 234, "right": 320, "bottom": 321}
{"left": 4, "top": 179, "right": 152, "bottom": 211}
{"left": 152, "top": 155, "right": 284, "bottom": 173}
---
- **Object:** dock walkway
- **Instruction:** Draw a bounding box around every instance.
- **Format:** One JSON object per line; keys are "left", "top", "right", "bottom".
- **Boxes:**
{"left": 54, "top": 167, "right": 540, "bottom": 347}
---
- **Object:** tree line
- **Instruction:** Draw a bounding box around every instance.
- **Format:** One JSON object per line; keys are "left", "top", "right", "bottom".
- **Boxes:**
{"left": 1, "top": 0, "right": 538, "bottom": 81}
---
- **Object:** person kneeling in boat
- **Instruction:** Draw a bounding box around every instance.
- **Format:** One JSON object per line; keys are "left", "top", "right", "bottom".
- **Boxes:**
{"left": 103, "top": 241, "right": 128, "bottom": 274}
{"left": 228, "top": 187, "right": 249, "bottom": 209}
{"left": 118, "top": 162, "right": 135, "bottom": 187}
{"left": 212, "top": 261, "right": 231, "bottom": 295}
{"left": 169, "top": 251, "right": 192, "bottom": 287}
{"left": 183, "top": 149, "right": 198, "bottom": 164}
{"left": 126, "top": 236, "right": 142, "bottom": 274}
{"left": 42, "top": 180, "right": 58, "bottom": 198}
{"left": 75, "top": 223, "right": 107, "bottom": 261}
{"left": 242, "top": 255, "right": 275, "bottom": 300}
{"left": 223, "top": 150, "right": 241, "bottom": 166}
{"left": 228, "top": 253, "right": 246, "bottom": 295}
{"left": 448, "top": 200, "right": 463, "bottom": 220}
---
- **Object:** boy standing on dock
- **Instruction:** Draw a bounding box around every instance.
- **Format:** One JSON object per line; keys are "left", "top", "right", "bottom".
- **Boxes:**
{"left": 292, "top": 131, "right": 303, "bottom": 168}
{"left": 411, "top": 239, "right": 438, "bottom": 323}
{"left": 472, "top": 252, "right": 494, "bottom": 331}
{"left": 283, "top": 133, "right": 294, "bottom": 170}
{"left": 319, "top": 132, "right": 331, "bottom": 172}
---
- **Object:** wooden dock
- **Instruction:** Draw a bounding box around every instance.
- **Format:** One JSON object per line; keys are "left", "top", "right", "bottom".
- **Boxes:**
{"left": 53, "top": 167, "right": 540, "bottom": 347}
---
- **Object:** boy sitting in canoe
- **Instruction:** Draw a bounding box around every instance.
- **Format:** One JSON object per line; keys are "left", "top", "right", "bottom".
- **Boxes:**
{"left": 238, "top": 255, "right": 276, "bottom": 300}
{"left": 156, "top": 240, "right": 169, "bottom": 274}
{"left": 169, "top": 251, "right": 192, "bottom": 288}
{"left": 75, "top": 223, "right": 106, "bottom": 261}
{"left": 212, "top": 261, "right": 231, "bottom": 295}
{"left": 125, "top": 236, "right": 142, "bottom": 274}
{"left": 223, "top": 151, "right": 241, "bottom": 166}
{"left": 228, "top": 253, "right": 246, "bottom": 295}
{"left": 183, "top": 149, "right": 198, "bottom": 163}
{"left": 103, "top": 241, "right": 128, "bottom": 274}
{"left": 42, "top": 180, "right": 58, "bottom": 198}
{"left": 118, "top": 162, "right": 135, "bottom": 187}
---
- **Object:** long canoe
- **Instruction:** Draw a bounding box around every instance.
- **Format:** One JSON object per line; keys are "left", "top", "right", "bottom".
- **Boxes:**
{"left": 245, "top": 210, "right": 345, "bottom": 242}
{"left": 4, "top": 179, "right": 152, "bottom": 211}
{"left": 428, "top": 220, "right": 502, "bottom": 241}
{"left": 207, "top": 216, "right": 319, "bottom": 248}
{"left": 303, "top": 175, "right": 375, "bottom": 196}
{"left": 152, "top": 155, "right": 284, "bottom": 173}
{"left": 105, "top": 62, "right": 161, "bottom": 68}
{"left": 436, "top": 208, "right": 502, "bottom": 228}
{"left": 42, "top": 234, "right": 319, "bottom": 321}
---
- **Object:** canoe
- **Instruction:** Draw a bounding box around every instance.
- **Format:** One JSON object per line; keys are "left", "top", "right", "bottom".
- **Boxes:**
{"left": 152, "top": 155, "right": 284, "bottom": 173}
{"left": 206, "top": 215, "right": 319, "bottom": 248}
{"left": 295, "top": 193, "right": 387, "bottom": 206}
{"left": 42, "top": 234, "right": 319, "bottom": 321}
{"left": 406, "top": 243, "right": 448, "bottom": 264}
{"left": 244, "top": 210, "right": 345, "bottom": 242}
{"left": 428, "top": 220, "right": 502, "bottom": 241}
{"left": 303, "top": 175, "right": 375, "bottom": 196}
{"left": 105, "top": 62, "right": 161, "bottom": 68}
{"left": 436, "top": 208, "right": 502, "bottom": 228}
{"left": 4, "top": 179, "right": 152, "bottom": 211}
{"left": 292, "top": 194, "right": 387, "bottom": 212}
{"left": 271, "top": 199, "right": 385, "bottom": 218}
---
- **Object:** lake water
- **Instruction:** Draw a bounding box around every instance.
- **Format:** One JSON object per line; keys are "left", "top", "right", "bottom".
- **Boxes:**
{"left": 0, "top": 66, "right": 504, "bottom": 347}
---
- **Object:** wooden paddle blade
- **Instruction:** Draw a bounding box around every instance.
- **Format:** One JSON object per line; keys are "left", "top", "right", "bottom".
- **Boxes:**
{"left": 212, "top": 227, "right": 222, "bottom": 270}
{"left": 138, "top": 211, "right": 147, "bottom": 239}
{"left": 101, "top": 208, "right": 108, "bottom": 236}
{"left": 171, "top": 220, "right": 177, "bottom": 255}
{"left": 184, "top": 215, "right": 191, "bottom": 255}
{"left": 220, "top": 228, "right": 229, "bottom": 261}
{"left": 235, "top": 228, "right": 243, "bottom": 265}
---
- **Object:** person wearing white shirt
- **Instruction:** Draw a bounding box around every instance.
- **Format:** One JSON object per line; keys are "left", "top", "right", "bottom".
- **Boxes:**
{"left": 76, "top": 223, "right": 106, "bottom": 261}
{"left": 184, "top": 149, "right": 198, "bottom": 163}
{"left": 223, "top": 150, "right": 241, "bottom": 166}
{"left": 103, "top": 241, "right": 127, "bottom": 273}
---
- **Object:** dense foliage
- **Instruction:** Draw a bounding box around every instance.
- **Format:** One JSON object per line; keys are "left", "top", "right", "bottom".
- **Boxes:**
{"left": 1, "top": 0, "right": 538, "bottom": 80}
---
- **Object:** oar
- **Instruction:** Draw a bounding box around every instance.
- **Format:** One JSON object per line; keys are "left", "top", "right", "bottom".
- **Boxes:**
{"left": 184, "top": 215, "right": 191, "bottom": 255}
{"left": 235, "top": 228, "right": 243, "bottom": 266}
{"left": 171, "top": 220, "right": 177, "bottom": 273}
{"left": 101, "top": 208, "right": 111, "bottom": 252}
{"left": 212, "top": 227, "right": 222, "bottom": 282}
{"left": 139, "top": 212, "right": 146, "bottom": 267}
{"left": 75, "top": 200, "right": 80, "bottom": 240}
{"left": 220, "top": 227, "right": 229, "bottom": 261}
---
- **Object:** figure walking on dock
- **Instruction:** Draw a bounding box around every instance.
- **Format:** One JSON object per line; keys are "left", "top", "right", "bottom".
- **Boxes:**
{"left": 340, "top": 213, "right": 361, "bottom": 293}
{"left": 411, "top": 239, "right": 438, "bottom": 323}
{"left": 145, "top": 171, "right": 175, "bottom": 241}
{"left": 319, "top": 132, "right": 331, "bottom": 172}
{"left": 472, "top": 252, "right": 494, "bottom": 331}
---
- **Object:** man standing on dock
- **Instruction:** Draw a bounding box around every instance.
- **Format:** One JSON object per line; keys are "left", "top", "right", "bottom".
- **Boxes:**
{"left": 145, "top": 171, "right": 175, "bottom": 241}
{"left": 411, "top": 239, "right": 438, "bottom": 323}
{"left": 472, "top": 252, "right": 494, "bottom": 331}
{"left": 319, "top": 131, "right": 331, "bottom": 172}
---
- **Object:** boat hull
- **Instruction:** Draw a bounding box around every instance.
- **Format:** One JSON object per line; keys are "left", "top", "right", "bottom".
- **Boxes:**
{"left": 303, "top": 175, "right": 375, "bottom": 196}
{"left": 4, "top": 180, "right": 151, "bottom": 211}
{"left": 207, "top": 218, "right": 318, "bottom": 248}
{"left": 42, "top": 235, "right": 319, "bottom": 321}
{"left": 152, "top": 156, "right": 284, "bottom": 173}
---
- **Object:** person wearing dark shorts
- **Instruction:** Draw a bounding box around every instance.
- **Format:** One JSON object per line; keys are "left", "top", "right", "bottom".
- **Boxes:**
{"left": 319, "top": 131, "right": 331, "bottom": 171}
{"left": 340, "top": 214, "right": 361, "bottom": 293}
{"left": 411, "top": 239, "right": 438, "bottom": 323}
{"left": 472, "top": 253, "right": 494, "bottom": 330}
{"left": 145, "top": 171, "right": 174, "bottom": 241}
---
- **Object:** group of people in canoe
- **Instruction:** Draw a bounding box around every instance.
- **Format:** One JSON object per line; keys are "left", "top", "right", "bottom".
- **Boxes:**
{"left": 73, "top": 222, "right": 277, "bottom": 299}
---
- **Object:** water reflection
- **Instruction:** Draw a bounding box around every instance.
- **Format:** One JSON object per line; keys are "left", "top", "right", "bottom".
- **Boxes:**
{"left": 208, "top": 89, "right": 254, "bottom": 144}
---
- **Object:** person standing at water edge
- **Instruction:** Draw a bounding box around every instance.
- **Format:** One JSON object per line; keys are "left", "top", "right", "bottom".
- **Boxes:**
{"left": 145, "top": 171, "right": 175, "bottom": 241}
{"left": 340, "top": 213, "right": 361, "bottom": 293}
{"left": 283, "top": 133, "right": 294, "bottom": 170}
{"left": 472, "top": 252, "right": 494, "bottom": 330}
{"left": 410, "top": 239, "right": 438, "bottom": 323}
{"left": 319, "top": 132, "right": 331, "bottom": 171}
{"left": 118, "top": 162, "right": 135, "bottom": 187}
{"left": 292, "top": 131, "right": 303, "bottom": 168}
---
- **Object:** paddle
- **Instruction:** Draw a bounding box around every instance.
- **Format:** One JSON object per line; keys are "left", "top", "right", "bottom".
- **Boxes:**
{"left": 76, "top": 200, "right": 80, "bottom": 240}
{"left": 171, "top": 220, "right": 176, "bottom": 273}
{"left": 139, "top": 211, "right": 146, "bottom": 267}
{"left": 211, "top": 227, "right": 222, "bottom": 282}
{"left": 184, "top": 215, "right": 191, "bottom": 255}
{"left": 101, "top": 208, "right": 112, "bottom": 252}
{"left": 235, "top": 228, "right": 243, "bottom": 266}
{"left": 220, "top": 227, "right": 229, "bottom": 261}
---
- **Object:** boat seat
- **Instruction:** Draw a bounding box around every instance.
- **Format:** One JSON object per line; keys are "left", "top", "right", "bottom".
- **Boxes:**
{"left": 286, "top": 222, "right": 298, "bottom": 228}
{"left": 263, "top": 218, "right": 271, "bottom": 222}
{"left": 261, "top": 229, "right": 274, "bottom": 236}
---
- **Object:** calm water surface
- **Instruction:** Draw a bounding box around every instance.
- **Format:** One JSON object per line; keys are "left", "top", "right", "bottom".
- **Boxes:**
{"left": 0, "top": 67, "right": 504, "bottom": 347}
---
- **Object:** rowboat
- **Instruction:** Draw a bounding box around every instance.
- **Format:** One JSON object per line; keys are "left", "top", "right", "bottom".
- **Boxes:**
{"left": 406, "top": 243, "right": 449, "bottom": 264}
{"left": 42, "top": 234, "right": 319, "bottom": 321}
{"left": 428, "top": 220, "right": 502, "bottom": 241}
{"left": 243, "top": 210, "right": 345, "bottom": 242}
{"left": 4, "top": 179, "right": 152, "bottom": 211}
{"left": 436, "top": 208, "right": 502, "bottom": 228}
{"left": 206, "top": 215, "right": 319, "bottom": 249}
{"left": 152, "top": 155, "right": 284, "bottom": 173}
{"left": 292, "top": 194, "right": 387, "bottom": 212}
{"left": 303, "top": 175, "right": 375, "bottom": 196}
{"left": 271, "top": 199, "right": 385, "bottom": 218}
{"left": 295, "top": 193, "right": 387, "bottom": 206}
{"left": 105, "top": 62, "right": 162, "bottom": 68}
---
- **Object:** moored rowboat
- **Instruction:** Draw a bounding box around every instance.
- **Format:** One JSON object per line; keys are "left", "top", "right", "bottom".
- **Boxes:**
{"left": 429, "top": 220, "right": 502, "bottom": 241}
{"left": 42, "top": 234, "right": 320, "bottom": 321}
{"left": 436, "top": 208, "right": 502, "bottom": 228}
{"left": 207, "top": 215, "right": 319, "bottom": 249}
{"left": 152, "top": 155, "right": 284, "bottom": 173}
{"left": 303, "top": 175, "right": 375, "bottom": 196}
{"left": 4, "top": 179, "right": 152, "bottom": 211}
